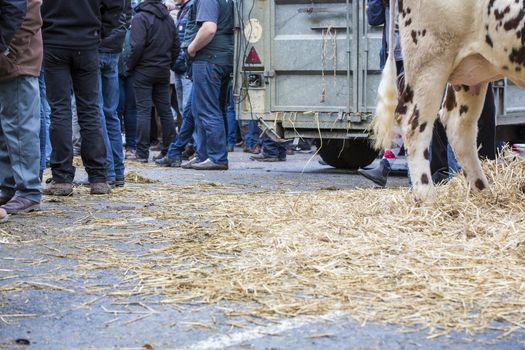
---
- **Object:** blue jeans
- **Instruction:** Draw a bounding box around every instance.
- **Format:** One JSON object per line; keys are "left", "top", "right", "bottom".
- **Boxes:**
{"left": 99, "top": 52, "right": 125, "bottom": 181}
{"left": 447, "top": 144, "right": 460, "bottom": 175}
{"left": 192, "top": 61, "right": 232, "bottom": 165}
{"left": 226, "top": 85, "right": 237, "bottom": 147}
{"left": 118, "top": 76, "right": 137, "bottom": 150}
{"left": 167, "top": 87, "right": 198, "bottom": 160}
{"left": 244, "top": 120, "right": 261, "bottom": 148}
{"left": 174, "top": 72, "right": 192, "bottom": 118}
{"left": 262, "top": 136, "right": 286, "bottom": 159}
{"left": 0, "top": 76, "right": 42, "bottom": 202}
{"left": 39, "top": 68, "right": 51, "bottom": 172}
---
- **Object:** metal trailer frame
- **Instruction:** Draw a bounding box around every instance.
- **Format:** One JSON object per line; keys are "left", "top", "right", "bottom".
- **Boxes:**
{"left": 233, "top": 0, "right": 525, "bottom": 146}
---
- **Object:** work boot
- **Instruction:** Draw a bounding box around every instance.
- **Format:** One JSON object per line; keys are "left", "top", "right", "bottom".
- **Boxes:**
{"left": 250, "top": 153, "right": 285, "bottom": 162}
{"left": 358, "top": 159, "right": 391, "bottom": 187}
{"left": 43, "top": 180, "right": 74, "bottom": 196}
{"left": 0, "top": 193, "right": 13, "bottom": 206}
{"left": 155, "top": 155, "right": 182, "bottom": 167}
{"left": 1, "top": 196, "right": 40, "bottom": 214}
{"left": 0, "top": 208, "right": 7, "bottom": 223}
{"left": 109, "top": 179, "right": 125, "bottom": 188}
{"left": 90, "top": 182, "right": 111, "bottom": 195}
{"left": 181, "top": 147, "right": 195, "bottom": 160}
{"left": 432, "top": 168, "right": 450, "bottom": 185}
{"left": 191, "top": 158, "right": 228, "bottom": 170}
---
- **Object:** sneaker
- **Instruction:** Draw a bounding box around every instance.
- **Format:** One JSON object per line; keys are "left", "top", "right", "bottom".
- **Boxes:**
{"left": 191, "top": 158, "right": 228, "bottom": 170}
{"left": 125, "top": 149, "right": 137, "bottom": 160}
{"left": 0, "top": 208, "right": 7, "bottom": 223}
{"left": 149, "top": 142, "right": 161, "bottom": 152}
{"left": 43, "top": 180, "right": 74, "bottom": 196}
{"left": 250, "top": 153, "right": 285, "bottom": 162}
{"left": 358, "top": 159, "right": 391, "bottom": 187}
{"left": 152, "top": 152, "right": 165, "bottom": 161}
{"left": 181, "top": 157, "right": 201, "bottom": 169}
{"left": 90, "top": 182, "right": 111, "bottom": 195}
{"left": 1, "top": 196, "right": 40, "bottom": 214}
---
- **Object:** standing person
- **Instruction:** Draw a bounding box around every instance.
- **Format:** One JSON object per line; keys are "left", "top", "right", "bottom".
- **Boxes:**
{"left": 118, "top": 29, "right": 138, "bottom": 160}
{"left": 41, "top": 0, "right": 124, "bottom": 196}
{"left": 226, "top": 83, "right": 237, "bottom": 152}
{"left": 358, "top": 0, "right": 403, "bottom": 187}
{"left": 128, "top": 0, "right": 179, "bottom": 163}
{"left": 184, "top": 0, "right": 235, "bottom": 170}
{"left": 172, "top": 0, "right": 194, "bottom": 124}
{"left": 0, "top": 0, "right": 42, "bottom": 215}
{"left": 155, "top": 0, "right": 197, "bottom": 168}
{"left": 98, "top": 0, "right": 132, "bottom": 187}
{"left": 38, "top": 67, "right": 50, "bottom": 180}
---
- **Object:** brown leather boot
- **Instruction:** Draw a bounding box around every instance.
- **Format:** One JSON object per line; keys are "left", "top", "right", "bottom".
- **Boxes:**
{"left": 1, "top": 196, "right": 40, "bottom": 214}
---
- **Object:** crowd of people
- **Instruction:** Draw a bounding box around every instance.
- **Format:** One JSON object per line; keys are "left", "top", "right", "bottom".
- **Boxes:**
{"left": 1, "top": 0, "right": 285, "bottom": 223}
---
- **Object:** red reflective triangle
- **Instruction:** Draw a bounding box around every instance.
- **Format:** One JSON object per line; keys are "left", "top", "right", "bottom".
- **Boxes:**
{"left": 246, "top": 47, "right": 262, "bottom": 64}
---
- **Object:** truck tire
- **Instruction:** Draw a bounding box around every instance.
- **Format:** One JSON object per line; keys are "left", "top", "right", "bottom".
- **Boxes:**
{"left": 316, "top": 139, "right": 379, "bottom": 170}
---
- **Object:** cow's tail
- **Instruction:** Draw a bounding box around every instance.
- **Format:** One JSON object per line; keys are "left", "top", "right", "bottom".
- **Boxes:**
{"left": 371, "top": 0, "right": 398, "bottom": 151}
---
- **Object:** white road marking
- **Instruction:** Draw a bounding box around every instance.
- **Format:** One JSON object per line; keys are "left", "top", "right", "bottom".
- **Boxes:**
{"left": 178, "top": 311, "right": 346, "bottom": 350}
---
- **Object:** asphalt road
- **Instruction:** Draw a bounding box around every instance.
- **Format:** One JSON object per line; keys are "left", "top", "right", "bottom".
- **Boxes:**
{"left": 1, "top": 150, "right": 524, "bottom": 350}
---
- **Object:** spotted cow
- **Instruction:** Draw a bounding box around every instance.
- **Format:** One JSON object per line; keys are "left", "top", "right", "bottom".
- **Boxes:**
{"left": 372, "top": 0, "right": 525, "bottom": 201}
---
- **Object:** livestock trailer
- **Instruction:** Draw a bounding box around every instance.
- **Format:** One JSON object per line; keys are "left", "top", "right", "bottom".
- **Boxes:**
{"left": 233, "top": 0, "right": 525, "bottom": 168}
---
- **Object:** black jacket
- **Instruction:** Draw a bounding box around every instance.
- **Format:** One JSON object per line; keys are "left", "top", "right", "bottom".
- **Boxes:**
{"left": 41, "top": 0, "right": 125, "bottom": 50}
{"left": 0, "top": 0, "right": 27, "bottom": 53}
{"left": 100, "top": 0, "right": 132, "bottom": 53}
{"left": 127, "top": 0, "right": 179, "bottom": 79}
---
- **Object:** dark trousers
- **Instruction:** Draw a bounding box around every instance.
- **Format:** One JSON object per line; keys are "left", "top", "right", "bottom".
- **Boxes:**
{"left": 118, "top": 76, "right": 137, "bottom": 150}
{"left": 44, "top": 48, "right": 107, "bottom": 183}
{"left": 133, "top": 72, "right": 175, "bottom": 160}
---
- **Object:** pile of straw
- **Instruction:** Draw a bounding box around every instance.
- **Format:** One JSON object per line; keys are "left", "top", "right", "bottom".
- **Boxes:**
{"left": 124, "top": 171, "right": 159, "bottom": 184}
{"left": 69, "top": 153, "right": 525, "bottom": 336}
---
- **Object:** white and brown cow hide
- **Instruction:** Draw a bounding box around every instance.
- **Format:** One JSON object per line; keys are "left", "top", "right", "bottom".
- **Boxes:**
{"left": 372, "top": 0, "right": 525, "bottom": 201}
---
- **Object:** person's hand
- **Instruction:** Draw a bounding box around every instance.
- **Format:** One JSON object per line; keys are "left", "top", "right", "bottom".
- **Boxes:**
{"left": 164, "top": 0, "right": 176, "bottom": 11}
{"left": 187, "top": 43, "right": 196, "bottom": 58}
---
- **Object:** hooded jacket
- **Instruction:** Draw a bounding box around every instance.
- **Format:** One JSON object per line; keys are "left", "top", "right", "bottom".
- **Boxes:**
{"left": 100, "top": 0, "right": 132, "bottom": 53}
{"left": 41, "top": 0, "right": 124, "bottom": 50}
{"left": 0, "top": 0, "right": 42, "bottom": 82}
{"left": 127, "top": 0, "right": 180, "bottom": 79}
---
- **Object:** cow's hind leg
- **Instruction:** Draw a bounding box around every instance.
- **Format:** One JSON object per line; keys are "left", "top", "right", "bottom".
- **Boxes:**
{"left": 439, "top": 84, "right": 489, "bottom": 192}
{"left": 401, "top": 75, "right": 449, "bottom": 202}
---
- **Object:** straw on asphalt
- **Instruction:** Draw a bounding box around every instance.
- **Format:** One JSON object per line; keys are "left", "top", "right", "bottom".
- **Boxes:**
{"left": 2, "top": 152, "right": 525, "bottom": 337}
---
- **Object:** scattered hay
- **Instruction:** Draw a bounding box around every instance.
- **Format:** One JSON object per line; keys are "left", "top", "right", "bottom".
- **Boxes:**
{"left": 125, "top": 172, "right": 159, "bottom": 184}
{"left": 4, "top": 153, "right": 525, "bottom": 337}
